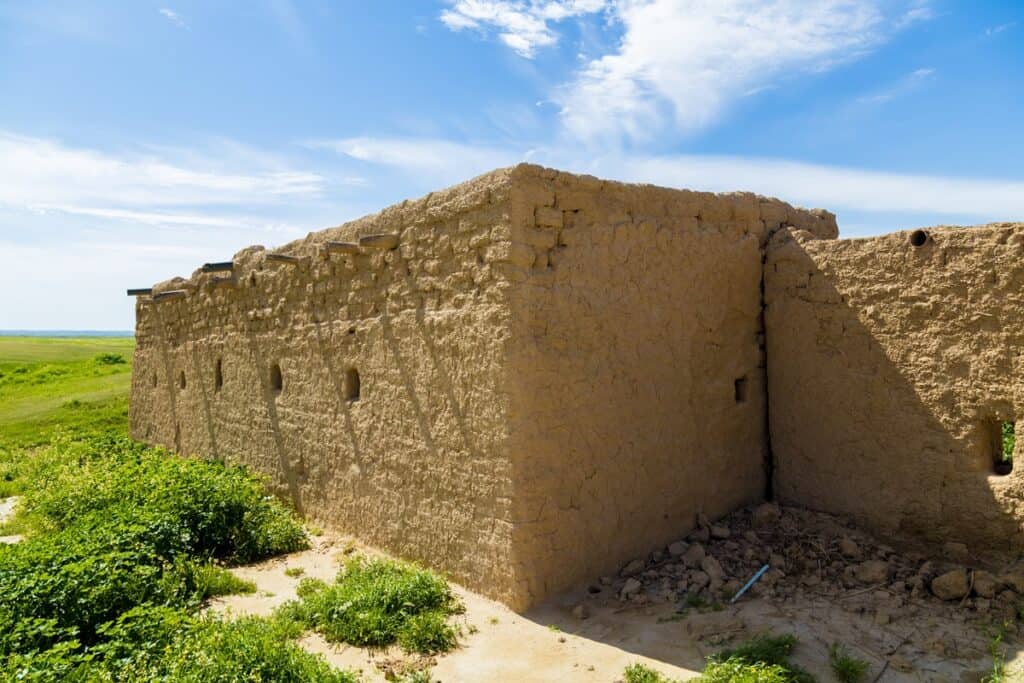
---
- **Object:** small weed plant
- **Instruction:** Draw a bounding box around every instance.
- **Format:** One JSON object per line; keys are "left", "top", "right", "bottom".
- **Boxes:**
{"left": 280, "top": 556, "right": 461, "bottom": 654}
{"left": 829, "top": 644, "right": 869, "bottom": 683}
{"left": 619, "top": 633, "right": 816, "bottom": 683}
{"left": 982, "top": 626, "right": 1009, "bottom": 683}
{"left": 624, "top": 662, "right": 679, "bottom": 683}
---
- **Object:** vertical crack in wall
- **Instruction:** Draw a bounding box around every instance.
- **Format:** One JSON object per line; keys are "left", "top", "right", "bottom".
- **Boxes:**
{"left": 759, "top": 239, "right": 775, "bottom": 501}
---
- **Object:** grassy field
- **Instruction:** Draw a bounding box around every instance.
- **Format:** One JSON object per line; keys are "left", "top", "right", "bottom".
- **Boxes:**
{"left": 0, "top": 336, "right": 134, "bottom": 450}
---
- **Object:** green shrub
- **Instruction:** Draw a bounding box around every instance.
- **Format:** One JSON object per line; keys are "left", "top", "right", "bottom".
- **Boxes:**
{"left": 396, "top": 611, "right": 458, "bottom": 654}
{"left": 282, "top": 557, "right": 460, "bottom": 653}
{"left": 16, "top": 435, "right": 306, "bottom": 564}
{"left": 0, "top": 434, "right": 310, "bottom": 670}
{"left": 2, "top": 606, "right": 357, "bottom": 682}
{"left": 150, "top": 613, "right": 358, "bottom": 682}
{"left": 704, "top": 634, "right": 814, "bottom": 683}
{"left": 93, "top": 353, "right": 126, "bottom": 366}
{"left": 624, "top": 662, "right": 678, "bottom": 683}
{"left": 699, "top": 658, "right": 795, "bottom": 683}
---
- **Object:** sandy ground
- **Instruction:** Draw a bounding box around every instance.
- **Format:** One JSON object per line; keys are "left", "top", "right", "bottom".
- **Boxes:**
{"left": 212, "top": 531, "right": 1024, "bottom": 682}
{"left": 2, "top": 492, "right": 1018, "bottom": 681}
{"left": 0, "top": 496, "right": 22, "bottom": 544}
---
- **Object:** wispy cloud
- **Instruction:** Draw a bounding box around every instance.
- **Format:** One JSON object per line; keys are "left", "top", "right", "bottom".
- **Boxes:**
{"left": 0, "top": 132, "right": 324, "bottom": 211}
{"left": 440, "top": 0, "right": 609, "bottom": 58}
{"left": 319, "top": 134, "right": 1024, "bottom": 220}
{"left": 986, "top": 22, "right": 1017, "bottom": 36}
{"left": 617, "top": 153, "right": 1024, "bottom": 217}
{"left": 856, "top": 66, "right": 935, "bottom": 105}
{"left": 306, "top": 136, "right": 527, "bottom": 184}
{"left": 441, "top": 1, "right": 935, "bottom": 141}
{"left": 158, "top": 8, "right": 188, "bottom": 29}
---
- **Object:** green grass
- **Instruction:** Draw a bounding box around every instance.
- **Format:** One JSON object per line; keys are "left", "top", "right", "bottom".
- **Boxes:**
{"left": 0, "top": 336, "right": 134, "bottom": 454}
{"left": 279, "top": 556, "right": 461, "bottom": 654}
{"left": 829, "top": 644, "right": 868, "bottom": 683}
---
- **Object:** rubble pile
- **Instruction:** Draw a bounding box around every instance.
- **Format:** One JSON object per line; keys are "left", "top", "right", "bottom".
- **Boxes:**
{"left": 590, "top": 503, "right": 1024, "bottom": 629}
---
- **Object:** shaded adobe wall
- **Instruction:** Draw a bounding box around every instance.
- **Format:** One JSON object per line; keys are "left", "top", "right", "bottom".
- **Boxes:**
{"left": 131, "top": 169, "right": 522, "bottom": 605}
{"left": 502, "top": 166, "right": 838, "bottom": 606}
{"left": 766, "top": 224, "right": 1024, "bottom": 555}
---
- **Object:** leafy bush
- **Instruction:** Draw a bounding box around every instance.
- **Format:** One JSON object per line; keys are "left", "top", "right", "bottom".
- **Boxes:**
{"left": 396, "top": 611, "right": 458, "bottom": 654}
{"left": 699, "top": 658, "right": 795, "bottom": 683}
{"left": 281, "top": 557, "right": 460, "bottom": 654}
{"left": 0, "top": 434, "right": 313, "bottom": 674}
{"left": 624, "top": 663, "right": 678, "bottom": 683}
{"left": 702, "top": 634, "right": 814, "bottom": 683}
{"left": 3, "top": 606, "right": 357, "bottom": 682}
{"left": 16, "top": 433, "right": 306, "bottom": 563}
{"left": 93, "top": 353, "right": 126, "bottom": 365}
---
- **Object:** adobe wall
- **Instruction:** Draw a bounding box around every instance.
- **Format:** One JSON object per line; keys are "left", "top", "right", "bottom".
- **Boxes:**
{"left": 130, "top": 163, "right": 839, "bottom": 610}
{"left": 131, "top": 168, "right": 523, "bottom": 604}
{"left": 501, "top": 167, "right": 838, "bottom": 605}
{"left": 766, "top": 223, "right": 1024, "bottom": 555}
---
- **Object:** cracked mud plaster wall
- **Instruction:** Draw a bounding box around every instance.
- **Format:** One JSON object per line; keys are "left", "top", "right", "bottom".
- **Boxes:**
{"left": 766, "top": 224, "right": 1024, "bottom": 556}
{"left": 502, "top": 167, "right": 837, "bottom": 606}
{"left": 131, "top": 168, "right": 521, "bottom": 605}
{"left": 131, "top": 163, "right": 838, "bottom": 610}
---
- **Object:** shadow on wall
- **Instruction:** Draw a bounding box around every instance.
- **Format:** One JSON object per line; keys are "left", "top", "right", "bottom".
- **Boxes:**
{"left": 767, "top": 230, "right": 1024, "bottom": 558}
{"left": 243, "top": 326, "right": 307, "bottom": 516}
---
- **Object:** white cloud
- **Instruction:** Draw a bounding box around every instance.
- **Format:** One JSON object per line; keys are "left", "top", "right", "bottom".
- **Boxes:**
{"left": 306, "top": 136, "right": 527, "bottom": 184}
{"left": 0, "top": 132, "right": 324, "bottom": 211}
{"left": 558, "top": 0, "right": 901, "bottom": 141}
{"left": 441, "top": 1, "right": 934, "bottom": 140}
{"left": 440, "top": 0, "right": 609, "bottom": 58}
{"left": 617, "top": 154, "right": 1024, "bottom": 217}
{"left": 158, "top": 8, "right": 188, "bottom": 29}
{"left": 856, "top": 66, "right": 935, "bottom": 104}
{"left": 320, "top": 135, "right": 1024, "bottom": 219}
{"left": 986, "top": 22, "right": 1017, "bottom": 36}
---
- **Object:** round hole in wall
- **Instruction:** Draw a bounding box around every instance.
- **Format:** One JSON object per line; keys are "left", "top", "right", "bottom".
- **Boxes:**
{"left": 909, "top": 229, "right": 929, "bottom": 247}
{"left": 214, "top": 358, "right": 223, "bottom": 391}
{"left": 270, "top": 363, "right": 283, "bottom": 394}
{"left": 179, "top": 371, "right": 186, "bottom": 390}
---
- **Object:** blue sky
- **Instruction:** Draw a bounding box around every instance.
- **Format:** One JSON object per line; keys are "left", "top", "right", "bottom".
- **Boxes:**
{"left": 1, "top": 0, "right": 1022, "bottom": 330}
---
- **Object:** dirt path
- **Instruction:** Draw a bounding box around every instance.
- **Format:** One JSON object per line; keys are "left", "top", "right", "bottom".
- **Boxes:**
{"left": 212, "top": 529, "right": 1024, "bottom": 682}
{"left": 0, "top": 497, "right": 22, "bottom": 544}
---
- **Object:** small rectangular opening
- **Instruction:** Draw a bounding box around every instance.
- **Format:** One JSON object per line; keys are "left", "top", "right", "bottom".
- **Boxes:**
{"left": 344, "top": 368, "right": 360, "bottom": 402}
{"left": 996, "top": 420, "right": 1015, "bottom": 475}
{"left": 734, "top": 377, "right": 748, "bottom": 404}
